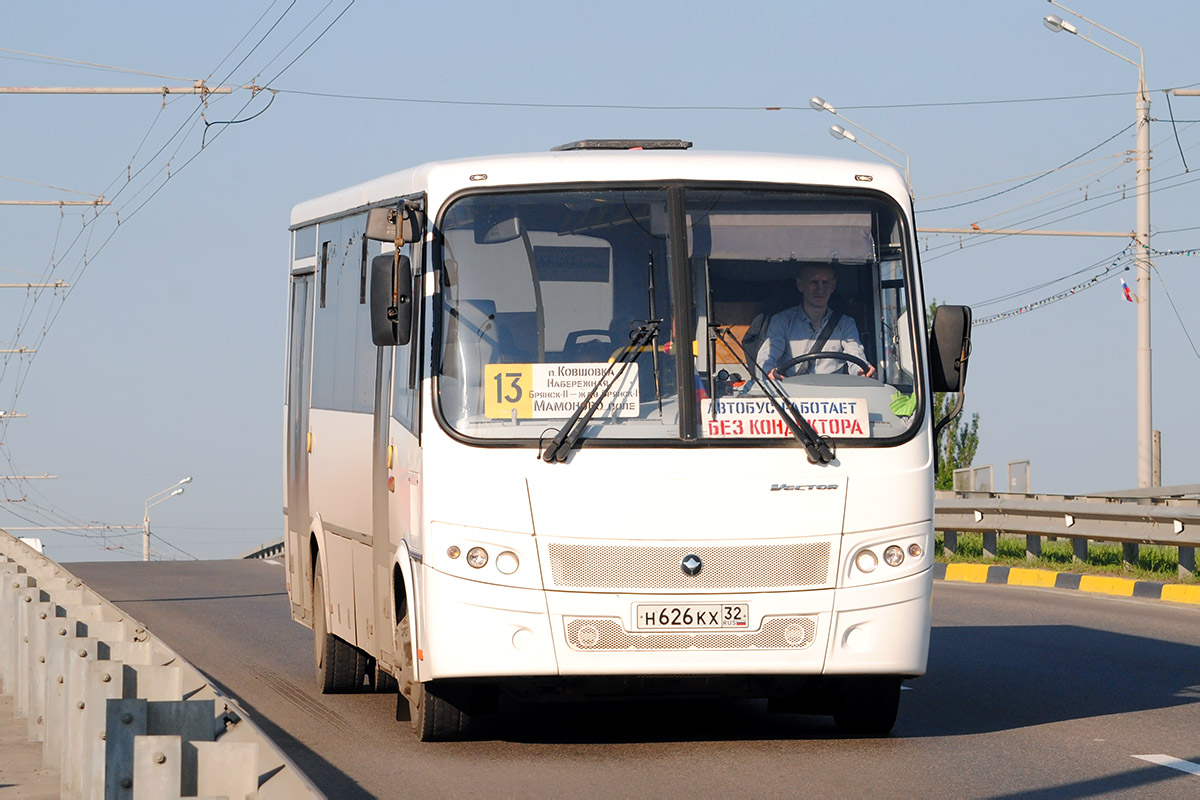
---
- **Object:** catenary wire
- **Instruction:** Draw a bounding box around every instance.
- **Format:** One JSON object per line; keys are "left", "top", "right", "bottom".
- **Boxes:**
{"left": 919, "top": 123, "right": 1135, "bottom": 213}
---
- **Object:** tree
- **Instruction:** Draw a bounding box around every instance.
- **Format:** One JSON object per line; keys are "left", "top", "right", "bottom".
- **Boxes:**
{"left": 929, "top": 302, "right": 980, "bottom": 490}
{"left": 934, "top": 390, "right": 980, "bottom": 490}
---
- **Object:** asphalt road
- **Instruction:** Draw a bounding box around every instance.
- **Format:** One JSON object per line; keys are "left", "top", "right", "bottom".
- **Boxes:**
{"left": 65, "top": 559, "right": 1200, "bottom": 799}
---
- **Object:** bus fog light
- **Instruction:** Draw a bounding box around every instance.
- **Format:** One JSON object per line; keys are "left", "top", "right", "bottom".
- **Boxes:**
{"left": 883, "top": 545, "right": 905, "bottom": 567}
{"left": 908, "top": 543, "right": 923, "bottom": 559}
{"left": 855, "top": 550, "right": 878, "bottom": 573}
{"left": 447, "top": 545, "right": 461, "bottom": 560}
{"left": 495, "top": 551, "right": 519, "bottom": 575}
{"left": 466, "top": 547, "right": 489, "bottom": 569}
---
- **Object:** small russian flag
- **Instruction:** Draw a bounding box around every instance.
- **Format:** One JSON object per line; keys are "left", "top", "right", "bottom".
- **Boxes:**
{"left": 1121, "top": 279, "right": 1135, "bottom": 303}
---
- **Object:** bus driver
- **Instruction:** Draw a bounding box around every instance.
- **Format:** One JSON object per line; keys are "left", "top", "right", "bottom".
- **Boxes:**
{"left": 756, "top": 264, "right": 877, "bottom": 380}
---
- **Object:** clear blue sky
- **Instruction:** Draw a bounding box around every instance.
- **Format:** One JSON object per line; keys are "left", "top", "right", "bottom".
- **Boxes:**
{"left": 2, "top": 1, "right": 1198, "bottom": 561}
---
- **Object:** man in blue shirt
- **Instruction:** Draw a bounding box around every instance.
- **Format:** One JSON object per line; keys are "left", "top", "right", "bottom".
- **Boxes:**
{"left": 756, "top": 264, "right": 876, "bottom": 380}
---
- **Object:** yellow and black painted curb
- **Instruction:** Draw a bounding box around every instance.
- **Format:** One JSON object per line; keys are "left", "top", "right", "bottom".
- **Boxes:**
{"left": 934, "top": 562, "right": 1200, "bottom": 606}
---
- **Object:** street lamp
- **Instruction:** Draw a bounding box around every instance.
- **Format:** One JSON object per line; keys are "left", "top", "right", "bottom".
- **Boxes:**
{"left": 810, "top": 96, "right": 912, "bottom": 195}
{"left": 143, "top": 476, "right": 191, "bottom": 561}
{"left": 1044, "top": 0, "right": 1153, "bottom": 489}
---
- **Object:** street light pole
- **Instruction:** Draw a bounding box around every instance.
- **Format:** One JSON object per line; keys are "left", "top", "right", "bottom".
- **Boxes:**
{"left": 142, "top": 476, "right": 192, "bottom": 561}
{"left": 1045, "top": 1, "right": 1152, "bottom": 489}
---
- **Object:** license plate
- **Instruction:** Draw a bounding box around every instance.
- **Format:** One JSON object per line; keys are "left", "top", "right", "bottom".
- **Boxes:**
{"left": 635, "top": 604, "right": 749, "bottom": 630}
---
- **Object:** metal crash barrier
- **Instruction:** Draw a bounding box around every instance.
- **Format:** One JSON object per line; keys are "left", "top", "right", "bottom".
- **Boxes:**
{"left": 935, "top": 488, "right": 1200, "bottom": 580}
{"left": 0, "top": 531, "right": 323, "bottom": 799}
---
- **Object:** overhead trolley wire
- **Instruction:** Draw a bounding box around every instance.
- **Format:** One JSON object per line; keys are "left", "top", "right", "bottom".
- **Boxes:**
{"left": 0, "top": 5, "right": 356, "bottom": 553}
{"left": 205, "top": 0, "right": 286, "bottom": 83}
{"left": 920, "top": 123, "right": 1136, "bottom": 213}
{"left": 0, "top": 47, "right": 195, "bottom": 82}
{"left": 1152, "top": 264, "right": 1200, "bottom": 359}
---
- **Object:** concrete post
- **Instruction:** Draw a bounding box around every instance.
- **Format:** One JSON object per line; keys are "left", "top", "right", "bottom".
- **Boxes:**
{"left": 1122, "top": 541, "right": 1140, "bottom": 571}
{"left": 982, "top": 532, "right": 998, "bottom": 560}
{"left": 14, "top": 592, "right": 39, "bottom": 721}
{"left": 146, "top": 700, "right": 216, "bottom": 796}
{"left": 26, "top": 599, "right": 54, "bottom": 742}
{"left": 1073, "top": 537, "right": 1088, "bottom": 564}
{"left": 1025, "top": 534, "right": 1042, "bottom": 561}
{"left": 62, "top": 637, "right": 99, "bottom": 799}
{"left": 943, "top": 530, "right": 957, "bottom": 557}
{"left": 43, "top": 617, "right": 74, "bottom": 768}
{"left": 195, "top": 741, "right": 259, "bottom": 799}
{"left": 132, "top": 735, "right": 181, "bottom": 800}
{"left": 84, "top": 660, "right": 123, "bottom": 800}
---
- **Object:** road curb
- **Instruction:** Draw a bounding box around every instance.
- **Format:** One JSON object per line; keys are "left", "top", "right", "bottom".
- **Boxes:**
{"left": 933, "top": 562, "right": 1200, "bottom": 606}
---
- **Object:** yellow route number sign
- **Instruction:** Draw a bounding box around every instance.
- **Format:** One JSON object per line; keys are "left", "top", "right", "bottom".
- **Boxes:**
{"left": 484, "top": 362, "right": 640, "bottom": 420}
{"left": 484, "top": 364, "right": 533, "bottom": 419}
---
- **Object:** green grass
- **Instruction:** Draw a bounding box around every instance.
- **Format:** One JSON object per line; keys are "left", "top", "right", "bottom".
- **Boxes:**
{"left": 935, "top": 532, "right": 1198, "bottom": 584}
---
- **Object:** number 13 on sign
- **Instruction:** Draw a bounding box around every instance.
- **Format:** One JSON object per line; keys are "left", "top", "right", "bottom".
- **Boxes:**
{"left": 484, "top": 364, "right": 532, "bottom": 419}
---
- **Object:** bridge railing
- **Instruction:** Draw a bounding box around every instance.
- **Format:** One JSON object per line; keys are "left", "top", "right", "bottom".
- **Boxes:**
{"left": 0, "top": 531, "right": 324, "bottom": 799}
{"left": 238, "top": 540, "right": 285, "bottom": 560}
{"left": 935, "top": 488, "right": 1199, "bottom": 580}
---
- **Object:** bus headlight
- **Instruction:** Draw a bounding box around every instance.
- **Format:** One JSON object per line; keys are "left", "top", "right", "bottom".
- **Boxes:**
{"left": 495, "top": 551, "right": 519, "bottom": 575}
{"left": 855, "top": 549, "right": 878, "bottom": 573}
{"left": 466, "top": 547, "right": 489, "bottom": 569}
{"left": 883, "top": 545, "right": 905, "bottom": 567}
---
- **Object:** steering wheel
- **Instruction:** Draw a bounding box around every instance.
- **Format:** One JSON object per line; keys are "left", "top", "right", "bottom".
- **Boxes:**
{"left": 776, "top": 350, "right": 872, "bottom": 377}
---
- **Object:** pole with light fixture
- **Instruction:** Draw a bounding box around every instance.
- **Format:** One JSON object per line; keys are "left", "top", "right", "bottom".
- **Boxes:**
{"left": 810, "top": 96, "right": 912, "bottom": 196}
{"left": 143, "top": 476, "right": 192, "bottom": 561}
{"left": 1044, "top": 1, "right": 1152, "bottom": 490}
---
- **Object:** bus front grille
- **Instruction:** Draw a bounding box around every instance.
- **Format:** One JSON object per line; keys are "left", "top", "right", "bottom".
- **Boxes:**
{"left": 546, "top": 541, "right": 833, "bottom": 591}
{"left": 564, "top": 616, "right": 818, "bottom": 651}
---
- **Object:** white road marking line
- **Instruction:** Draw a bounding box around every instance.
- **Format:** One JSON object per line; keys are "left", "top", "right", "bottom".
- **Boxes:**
{"left": 1133, "top": 754, "right": 1200, "bottom": 777}
{"left": 263, "top": 558, "right": 282, "bottom": 566}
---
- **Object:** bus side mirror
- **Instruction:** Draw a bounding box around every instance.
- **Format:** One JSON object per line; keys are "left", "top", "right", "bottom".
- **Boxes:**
{"left": 370, "top": 253, "right": 413, "bottom": 346}
{"left": 929, "top": 304, "right": 971, "bottom": 393}
{"left": 366, "top": 205, "right": 425, "bottom": 243}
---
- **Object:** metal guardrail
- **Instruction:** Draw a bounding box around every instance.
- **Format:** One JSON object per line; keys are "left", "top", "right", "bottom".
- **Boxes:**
{"left": 934, "top": 489, "right": 1198, "bottom": 579}
{"left": 238, "top": 539, "right": 285, "bottom": 560}
{"left": 0, "top": 531, "right": 324, "bottom": 799}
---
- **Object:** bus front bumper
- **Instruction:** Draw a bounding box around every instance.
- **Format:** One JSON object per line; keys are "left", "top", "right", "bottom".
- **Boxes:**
{"left": 419, "top": 564, "right": 932, "bottom": 681}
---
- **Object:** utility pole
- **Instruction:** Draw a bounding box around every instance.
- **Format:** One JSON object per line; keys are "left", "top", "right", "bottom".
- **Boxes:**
{"left": 1044, "top": 2, "right": 1153, "bottom": 490}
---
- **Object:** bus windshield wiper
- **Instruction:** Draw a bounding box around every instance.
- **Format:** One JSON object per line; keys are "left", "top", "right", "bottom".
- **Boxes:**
{"left": 711, "top": 326, "right": 835, "bottom": 465}
{"left": 541, "top": 320, "right": 660, "bottom": 463}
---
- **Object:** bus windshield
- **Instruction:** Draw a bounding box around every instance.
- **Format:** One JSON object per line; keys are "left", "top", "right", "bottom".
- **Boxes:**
{"left": 436, "top": 186, "right": 920, "bottom": 444}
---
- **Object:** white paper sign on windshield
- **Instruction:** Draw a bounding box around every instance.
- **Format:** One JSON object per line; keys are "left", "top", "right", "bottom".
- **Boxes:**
{"left": 700, "top": 397, "right": 869, "bottom": 438}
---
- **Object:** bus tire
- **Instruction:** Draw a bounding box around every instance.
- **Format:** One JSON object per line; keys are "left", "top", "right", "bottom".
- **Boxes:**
{"left": 394, "top": 613, "right": 472, "bottom": 740}
{"left": 372, "top": 661, "right": 399, "bottom": 693}
{"left": 313, "top": 560, "right": 367, "bottom": 693}
{"left": 832, "top": 676, "right": 901, "bottom": 735}
{"left": 409, "top": 680, "right": 472, "bottom": 741}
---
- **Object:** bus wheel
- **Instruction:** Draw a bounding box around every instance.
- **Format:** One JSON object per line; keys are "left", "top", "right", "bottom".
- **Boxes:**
{"left": 371, "top": 660, "right": 398, "bottom": 693}
{"left": 407, "top": 680, "right": 472, "bottom": 741}
{"left": 832, "top": 676, "right": 901, "bottom": 736}
{"left": 313, "top": 560, "right": 367, "bottom": 693}
{"left": 394, "top": 615, "right": 471, "bottom": 740}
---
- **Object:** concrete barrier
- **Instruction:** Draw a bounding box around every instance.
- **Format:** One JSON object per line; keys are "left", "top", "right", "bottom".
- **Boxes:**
{"left": 0, "top": 531, "right": 324, "bottom": 799}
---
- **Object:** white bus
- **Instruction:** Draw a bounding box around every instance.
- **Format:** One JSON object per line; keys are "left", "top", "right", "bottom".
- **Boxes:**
{"left": 283, "top": 140, "right": 971, "bottom": 740}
